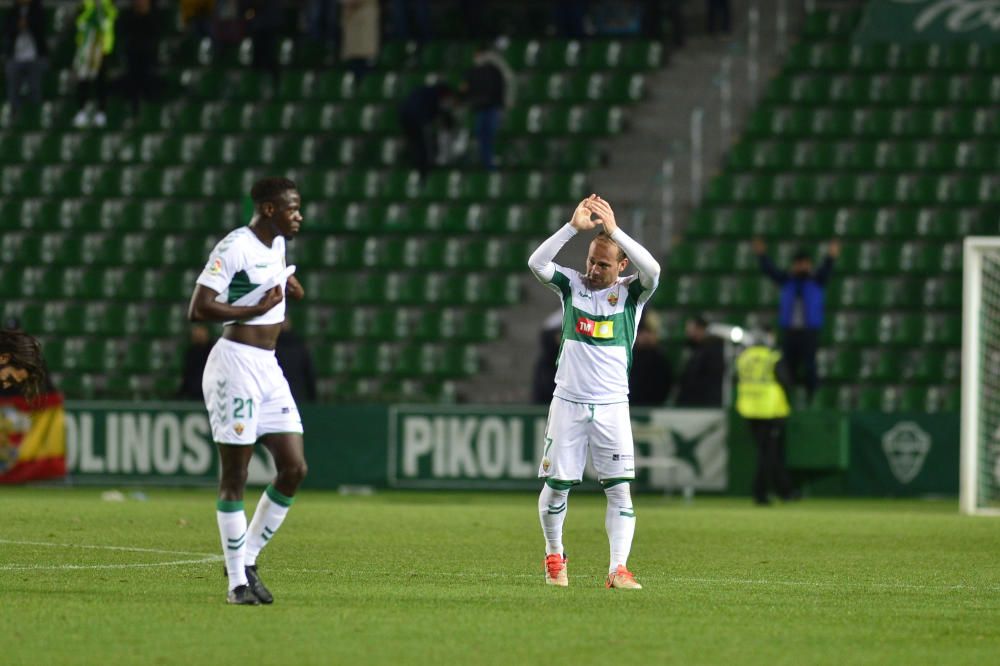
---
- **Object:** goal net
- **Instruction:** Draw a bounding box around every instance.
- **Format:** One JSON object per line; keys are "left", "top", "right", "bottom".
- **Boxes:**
{"left": 961, "top": 237, "right": 1000, "bottom": 515}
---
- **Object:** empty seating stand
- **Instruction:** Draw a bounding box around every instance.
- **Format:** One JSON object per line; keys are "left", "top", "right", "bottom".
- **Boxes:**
{"left": 664, "top": 7, "right": 993, "bottom": 412}
{"left": 1, "top": 5, "right": 661, "bottom": 401}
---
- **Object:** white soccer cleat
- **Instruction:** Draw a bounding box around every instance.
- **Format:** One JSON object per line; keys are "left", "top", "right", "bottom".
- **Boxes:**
{"left": 92, "top": 111, "right": 107, "bottom": 128}
{"left": 72, "top": 109, "right": 90, "bottom": 128}
{"left": 606, "top": 565, "right": 642, "bottom": 590}
{"left": 544, "top": 553, "right": 568, "bottom": 587}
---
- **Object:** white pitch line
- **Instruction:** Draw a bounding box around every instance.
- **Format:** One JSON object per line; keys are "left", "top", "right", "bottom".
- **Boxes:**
{"left": 282, "top": 568, "right": 998, "bottom": 592}
{"left": 0, "top": 539, "right": 214, "bottom": 557}
{"left": 0, "top": 538, "right": 223, "bottom": 571}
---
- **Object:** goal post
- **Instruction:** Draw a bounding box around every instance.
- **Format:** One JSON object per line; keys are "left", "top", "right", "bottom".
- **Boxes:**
{"left": 960, "top": 237, "right": 1000, "bottom": 515}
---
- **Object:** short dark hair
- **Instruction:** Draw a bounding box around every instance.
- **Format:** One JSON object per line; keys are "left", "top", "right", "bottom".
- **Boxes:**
{"left": 689, "top": 315, "right": 708, "bottom": 329}
{"left": 0, "top": 330, "right": 46, "bottom": 398}
{"left": 793, "top": 249, "right": 812, "bottom": 262}
{"left": 250, "top": 177, "right": 298, "bottom": 206}
{"left": 592, "top": 230, "right": 626, "bottom": 261}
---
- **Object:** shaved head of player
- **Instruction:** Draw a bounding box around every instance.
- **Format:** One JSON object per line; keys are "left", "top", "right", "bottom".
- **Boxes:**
{"left": 527, "top": 194, "right": 661, "bottom": 590}
{"left": 187, "top": 176, "right": 308, "bottom": 605}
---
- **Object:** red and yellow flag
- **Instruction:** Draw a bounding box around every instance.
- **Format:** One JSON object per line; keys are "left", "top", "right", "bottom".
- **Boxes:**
{"left": 0, "top": 393, "right": 66, "bottom": 483}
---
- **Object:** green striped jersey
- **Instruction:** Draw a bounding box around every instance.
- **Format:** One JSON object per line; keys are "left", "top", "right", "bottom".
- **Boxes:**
{"left": 196, "top": 226, "right": 287, "bottom": 326}
{"left": 545, "top": 265, "right": 656, "bottom": 404}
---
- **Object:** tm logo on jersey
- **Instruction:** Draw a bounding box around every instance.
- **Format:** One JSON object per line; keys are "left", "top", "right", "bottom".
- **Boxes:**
{"left": 576, "top": 317, "right": 614, "bottom": 339}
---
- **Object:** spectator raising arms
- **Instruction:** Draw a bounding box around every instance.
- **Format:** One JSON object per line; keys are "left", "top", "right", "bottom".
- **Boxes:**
{"left": 753, "top": 237, "right": 839, "bottom": 402}
{"left": 4, "top": 0, "right": 48, "bottom": 119}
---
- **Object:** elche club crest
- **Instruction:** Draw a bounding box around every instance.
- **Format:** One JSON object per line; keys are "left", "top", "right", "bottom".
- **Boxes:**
{"left": 882, "top": 421, "right": 931, "bottom": 484}
{"left": 607, "top": 290, "right": 619, "bottom": 306}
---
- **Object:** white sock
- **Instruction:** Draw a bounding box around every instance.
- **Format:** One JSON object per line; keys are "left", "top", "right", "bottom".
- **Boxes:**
{"left": 604, "top": 483, "right": 636, "bottom": 573}
{"left": 245, "top": 484, "right": 294, "bottom": 566}
{"left": 216, "top": 500, "right": 248, "bottom": 590}
{"left": 538, "top": 483, "right": 570, "bottom": 556}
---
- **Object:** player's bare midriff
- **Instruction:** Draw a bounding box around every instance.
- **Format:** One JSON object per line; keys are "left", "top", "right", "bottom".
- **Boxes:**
{"left": 223, "top": 322, "right": 282, "bottom": 350}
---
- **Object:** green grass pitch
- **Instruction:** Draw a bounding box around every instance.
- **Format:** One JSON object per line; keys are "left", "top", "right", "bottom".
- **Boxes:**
{"left": 2, "top": 487, "right": 999, "bottom": 665}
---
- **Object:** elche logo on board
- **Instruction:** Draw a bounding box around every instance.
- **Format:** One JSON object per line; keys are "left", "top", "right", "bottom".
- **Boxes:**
{"left": 882, "top": 421, "right": 932, "bottom": 484}
{"left": 893, "top": 0, "right": 1000, "bottom": 32}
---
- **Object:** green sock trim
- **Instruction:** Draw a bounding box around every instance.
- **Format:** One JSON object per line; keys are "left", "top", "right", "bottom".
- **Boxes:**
{"left": 547, "top": 503, "right": 567, "bottom": 515}
{"left": 265, "top": 484, "right": 295, "bottom": 507}
{"left": 601, "top": 478, "right": 632, "bottom": 489}
{"left": 545, "top": 478, "right": 580, "bottom": 491}
{"left": 216, "top": 499, "right": 244, "bottom": 512}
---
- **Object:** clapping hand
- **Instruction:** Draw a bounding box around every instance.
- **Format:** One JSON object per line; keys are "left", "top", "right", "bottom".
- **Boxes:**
{"left": 589, "top": 196, "right": 618, "bottom": 235}
{"left": 570, "top": 194, "right": 599, "bottom": 231}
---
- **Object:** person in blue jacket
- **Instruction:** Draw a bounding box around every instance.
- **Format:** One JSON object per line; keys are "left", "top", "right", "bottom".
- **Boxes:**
{"left": 752, "top": 237, "right": 840, "bottom": 401}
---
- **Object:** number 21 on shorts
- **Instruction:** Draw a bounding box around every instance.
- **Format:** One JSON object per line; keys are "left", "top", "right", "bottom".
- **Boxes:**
{"left": 233, "top": 397, "right": 254, "bottom": 419}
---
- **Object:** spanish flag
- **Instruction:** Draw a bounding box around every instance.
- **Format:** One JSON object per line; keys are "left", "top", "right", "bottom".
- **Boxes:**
{"left": 0, "top": 393, "right": 66, "bottom": 483}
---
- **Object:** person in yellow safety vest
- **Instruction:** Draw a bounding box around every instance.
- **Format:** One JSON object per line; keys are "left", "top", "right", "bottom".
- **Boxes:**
{"left": 735, "top": 329, "right": 798, "bottom": 505}
{"left": 72, "top": 0, "right": 118, "bottom": 128}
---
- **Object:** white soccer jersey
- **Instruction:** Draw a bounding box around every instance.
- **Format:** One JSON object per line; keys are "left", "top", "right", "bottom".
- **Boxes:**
{"left": 543, "top": 266, "right": 655, "bottom": 404}
{"left": 196, "top": 227, "right": 288, "bottom": 326}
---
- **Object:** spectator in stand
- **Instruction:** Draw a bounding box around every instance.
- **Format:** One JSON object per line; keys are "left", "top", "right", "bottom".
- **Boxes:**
{"left": 675, "top": 315, "right": 724, "bottom": 407}
{"left": 178, "top": 324, "right": 214, "bottom": 401}
{"left": 72, "top": 0, "right": 118, "bottom": 128}
{"left": 180, "top": 0, "right": 214, "bottom": 38}
{"left": 706, "top": 0, "right": 731, "bottom": 36}
{"left": 554, "top": 0, "right": 588, "bottom": 39}
{"left": 4, "top": 0, "right": 47, "bottom": 120}
{"left": 753, "top": 237, "right": 839, "bottom": 402}
{"left": 399, "top": 82, "right": 456, "bottom": 177}
{"left": 244, "top": 0, "right": 282, "bottom": 91}
{"left": 461, "top": 43, "right": 514, "bottom": 171}
{"left": 275, "top": 320, "right": 318, "bottom": 404}
{"left": 629, "top": 312, "right": 672, "bottom": 406}
{"left": 459, "top": 0, "right": 489, "bottom": 40}
{"left": 664, "top": 0, "right": 685, "bottom": 48}
{"left": 306, "top": 0, "right": 339, "bottom": 56}
{"left": 119, "top": 0, "right": 159, "bottom": 117}
{"left": 211, "top": 0, "right": 244, "bottom": 49}
{"left": 341, "top": 0, "right": 378, "bottom": 80}
{"left": 391, "top": 0, "right": 430, "bottom": 44}
{"left": 531, "top": 310, "right": 563, "bottom": 405}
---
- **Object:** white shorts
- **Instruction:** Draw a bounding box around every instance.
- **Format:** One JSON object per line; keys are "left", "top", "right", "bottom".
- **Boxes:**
{"left": 538, "top": 398, "right": 635, "bottom": 484}
{"left": 202, "top": 337, "right": 303, "bottom": 445}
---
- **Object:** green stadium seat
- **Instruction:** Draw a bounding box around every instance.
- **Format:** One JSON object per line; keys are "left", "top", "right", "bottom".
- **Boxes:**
{"left": 4, "top": 302, "right": 42, "bottom": 335}
{"left": 900, "top": 349, "right": 943, "bottom": 384}
{"left": 2, "top": 232, "right": 40, "bottom": 265}
{"left": 856, "top": 386, "right": 885, "bottom": 411}
{"left": 878, "top": 277, "right": 921, "bottom": 309}
{"left": 59, "top": 337, "right": 103, "bottom": 372}
{"left": 921, "top": 313, "right": 961, "bottom": 345}
{"left": 38, "top": 232, "right": 81, "bottom": 265}
{"left": 860, "top": 349, "right": 902, "bottom": 382}
{"left": 81, "top": 302, "right": 128, "bottom": 336}
{"left": 878, "top": 313, "right": 921, "bottom": 345}
{"left": 941, "top": 242, "right": 962, "bottom": 272}
{"left": 907, "top": 74, "right": 948, "bottom": 104}
{"left": 138, "top": 303, "right": 189, "bottom": 338}
{"left": 820, "top": 348, "right": 861, "bottom": 382}
{"left": 828, "top": 277, "right": 877, "bottom": 309}
{"left": 922, "top": 278, "right": 961, "bottom": 309}
{"left": 99, "top": 267, "right": 143, "bottom": 300}
{"left": 320, "top": 237, "right": 365, "bottom": 269}
{"left": 716, "top": 277, "right": 759, "bottom": 308}
{"left": 942, "top": 351, "right": 961, "bottom": 383}
{"left": 829, "top": 312, "right": 877, "bottom": 346}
